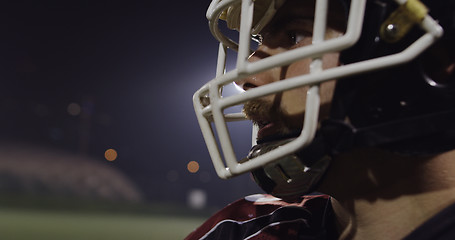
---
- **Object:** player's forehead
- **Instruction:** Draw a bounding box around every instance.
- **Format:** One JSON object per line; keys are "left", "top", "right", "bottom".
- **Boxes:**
{"left": 262, "top": 0, "right": 346, "bottom": 33}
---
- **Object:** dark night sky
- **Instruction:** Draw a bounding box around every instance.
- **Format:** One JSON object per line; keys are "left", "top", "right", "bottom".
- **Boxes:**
{"left": 1, "top": 0, "right": 261, "bottom": 208}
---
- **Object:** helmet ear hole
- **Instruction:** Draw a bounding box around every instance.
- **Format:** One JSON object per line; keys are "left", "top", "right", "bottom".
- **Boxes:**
{"left": 420, "top": 39, "right": 455, "bottom": 88}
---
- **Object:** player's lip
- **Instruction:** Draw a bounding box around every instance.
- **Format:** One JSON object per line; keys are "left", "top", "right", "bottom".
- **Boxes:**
{"left": 256, "top": 121, "right": 281, "bottom": 142}
{"left": 254, "top": 118, "right": 301, "bottom": 144}
{"left": 247, "top": 112, "right": 289, "bottom": 143}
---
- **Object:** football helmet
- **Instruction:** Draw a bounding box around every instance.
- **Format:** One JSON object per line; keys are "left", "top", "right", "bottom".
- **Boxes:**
{"left": 193, "top": 0, "right": 454, "bottom": 199}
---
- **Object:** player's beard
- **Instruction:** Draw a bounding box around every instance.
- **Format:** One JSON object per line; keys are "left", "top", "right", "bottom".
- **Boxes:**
{"left": 243, "top": 99, "right": 276, "bottom": 123}
{"left": 243, "top": 98, "right": 301, "bottom": 140}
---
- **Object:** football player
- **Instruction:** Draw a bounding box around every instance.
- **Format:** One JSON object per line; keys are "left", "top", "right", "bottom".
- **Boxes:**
{"left": 188, "top": 0, "right": 455, "bottom": 239}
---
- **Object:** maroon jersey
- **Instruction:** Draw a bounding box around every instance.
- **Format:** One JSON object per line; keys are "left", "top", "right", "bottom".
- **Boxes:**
{"left": 185, "top": 194, "right": 335, "bottom": 240}
{"left": 186, "top": 194, "right": 455, "bottom": 240}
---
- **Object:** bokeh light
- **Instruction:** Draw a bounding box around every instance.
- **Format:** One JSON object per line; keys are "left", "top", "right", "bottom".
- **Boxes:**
{"left": 104, "top": 149, "right": 118, "bottom": 161}
{"left": 187, "top": 189, "right": 207, "bottom": 209}
{"left": 187, "top": 161, "right": 200, "bottom": 173}
{"left": 67, "top": 102, "right": 81, "bottom": 116}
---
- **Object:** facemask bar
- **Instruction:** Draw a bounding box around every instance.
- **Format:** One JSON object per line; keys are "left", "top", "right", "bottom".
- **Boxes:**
{"left": 194, "top": 0, "right": 443, "bottom": 179}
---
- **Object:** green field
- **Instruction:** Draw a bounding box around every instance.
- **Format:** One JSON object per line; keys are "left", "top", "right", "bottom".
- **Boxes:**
{"left": 0, "top": 208, "right": 206, "bottom": 240}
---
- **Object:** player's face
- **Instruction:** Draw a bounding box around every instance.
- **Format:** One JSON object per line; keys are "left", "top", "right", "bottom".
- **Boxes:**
{"left": 236, "top": 0, "right": 344, "bottom": 142}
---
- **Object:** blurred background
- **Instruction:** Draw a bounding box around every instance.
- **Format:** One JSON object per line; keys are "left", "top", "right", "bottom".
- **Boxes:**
{"left": 0, "top": 0, "right": 262, "bottom": 239}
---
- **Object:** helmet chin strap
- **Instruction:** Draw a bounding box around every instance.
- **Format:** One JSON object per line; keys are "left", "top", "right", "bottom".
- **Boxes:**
{"left": 322, "top": 108, "right": 455, "bottom": 156}
{"left": 246, "top": 134, "right": 332, "bottom": 202}
{"left": 247, "top": 107, "right": 455, "bottom": 201}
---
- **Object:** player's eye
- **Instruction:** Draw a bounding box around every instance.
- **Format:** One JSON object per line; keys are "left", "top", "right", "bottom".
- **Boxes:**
{"left": 250, "top": 34, "right": 263, "bottom": 51}
{"left": 288, "top": 31, "right": 306, "bottom": 46}
{"left": 252, "top": 34, "right": 263, "bottom": 44}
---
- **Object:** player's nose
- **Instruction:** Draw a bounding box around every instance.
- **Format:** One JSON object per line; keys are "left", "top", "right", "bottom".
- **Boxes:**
{"left": 235, "top": 46, "right": 279, "bottom": 91}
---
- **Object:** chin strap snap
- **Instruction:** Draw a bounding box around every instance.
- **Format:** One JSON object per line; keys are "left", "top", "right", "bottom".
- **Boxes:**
{"left": 380, "top": 0, "right": 428, "bottom": 43}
